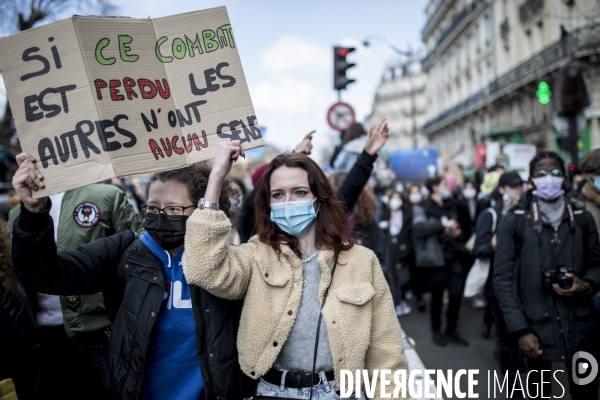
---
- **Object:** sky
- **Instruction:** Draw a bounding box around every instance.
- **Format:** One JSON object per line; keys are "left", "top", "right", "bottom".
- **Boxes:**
{"left": 0, "top": 0, "right": 428, "bottom": 164}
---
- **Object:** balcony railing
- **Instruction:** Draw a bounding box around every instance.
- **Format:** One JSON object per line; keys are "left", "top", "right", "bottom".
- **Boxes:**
{"left": 422, "top": 89, "right": 486, "bottom": 133}
{"left": 519, "top": 0, "right": 544, "bottom": 25}
{"left": 422, "top": 0, "right": 452, "bottom": 39}
{"left": 437, "top": 0, "right": 486, "bottom": 48}
{"left": 489, "top": 24, "right": 600, "bottom": 96}
{"left": 422, "top": 23, "right": 600, "bottom": 135}
{"left": 423, "top": 0, "right": 487, "bottom": 69}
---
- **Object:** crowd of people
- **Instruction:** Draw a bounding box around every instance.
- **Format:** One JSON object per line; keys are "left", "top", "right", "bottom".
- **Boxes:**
{"left": 1, "top": 119, "right": 600, "bottom": 399}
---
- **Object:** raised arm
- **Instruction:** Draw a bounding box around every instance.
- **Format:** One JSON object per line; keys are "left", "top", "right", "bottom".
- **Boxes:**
{"left": 182, "top": 140, "right": 257, "bottom": 300}
{"left": 336, "top": 119, "right": 388, "bottom": 212}
{"left": 11, "top": 153, "right": 134, "bottom": 295}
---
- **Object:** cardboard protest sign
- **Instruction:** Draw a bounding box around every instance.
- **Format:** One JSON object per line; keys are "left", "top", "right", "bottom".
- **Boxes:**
{"left": 0, "top": 6, "right": 263, "bottom": 197}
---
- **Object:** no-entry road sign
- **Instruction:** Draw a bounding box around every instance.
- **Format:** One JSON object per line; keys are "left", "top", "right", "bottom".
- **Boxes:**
{"left": 327, "top": 102, "right": 355, "bottom": 131}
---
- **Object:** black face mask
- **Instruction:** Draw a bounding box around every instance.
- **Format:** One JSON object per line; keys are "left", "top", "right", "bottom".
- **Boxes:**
{"left": 143, "top": 214, "right": 188, "bottom": 250}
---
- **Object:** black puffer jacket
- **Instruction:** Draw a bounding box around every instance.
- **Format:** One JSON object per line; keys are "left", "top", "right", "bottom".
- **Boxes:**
{"left": 494, "top": 192, "right": 600, "bottom": 361}
{"left": 0, "top": 279, "right": 39, "bottom": 399}
{"left": 12, "top": 203, "right": 244, "bottom": 399}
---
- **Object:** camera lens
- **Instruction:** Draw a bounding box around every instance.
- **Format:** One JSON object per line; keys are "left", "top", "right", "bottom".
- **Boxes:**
{"left": 558, "top": 275, "right": 573, "bottom": 290}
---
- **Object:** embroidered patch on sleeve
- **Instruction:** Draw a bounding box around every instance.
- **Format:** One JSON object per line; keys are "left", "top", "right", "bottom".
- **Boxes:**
{"left": 73, "top": 202, "right": 101, "bottom": 228}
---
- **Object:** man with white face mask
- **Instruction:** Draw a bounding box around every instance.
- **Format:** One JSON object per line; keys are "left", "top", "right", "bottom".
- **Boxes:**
{"left": 494, "top": 152, "right": 600, "bottom": 399}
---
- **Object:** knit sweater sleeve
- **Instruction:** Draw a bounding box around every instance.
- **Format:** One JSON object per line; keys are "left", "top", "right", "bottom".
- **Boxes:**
{"left": 183, "top": 209, "right": 257, "bottom": 300}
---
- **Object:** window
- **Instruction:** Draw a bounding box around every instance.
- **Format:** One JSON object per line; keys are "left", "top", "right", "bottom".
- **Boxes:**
{"left": 484, "top": 14, "right": 491, "bottom": 45}
{"left": 487, "top": 61, "right": 494, "bottom": 83}
{"left": 465, "top": 34, "right": 471, "bottom": 61}
{"left": 466, "top": 75, "right": 472, "bottom": 96}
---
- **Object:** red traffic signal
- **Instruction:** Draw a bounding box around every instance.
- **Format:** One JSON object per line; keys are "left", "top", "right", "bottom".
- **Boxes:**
{"left": 333, "top": 46, "right": 356, "bottom": 91}
{"left": 337, "top": 48, "right": 351, "bottom": 57}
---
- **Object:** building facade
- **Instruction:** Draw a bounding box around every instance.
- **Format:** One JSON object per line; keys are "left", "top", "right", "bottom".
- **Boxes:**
{"left": 367, "top": 55, "right": 428, "bottom": 150}
{"left": 422, "top": 0, "right": 600, "bottom": 167}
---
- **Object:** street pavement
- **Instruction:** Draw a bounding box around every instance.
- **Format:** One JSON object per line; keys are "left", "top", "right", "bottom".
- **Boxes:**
{"left": 398, "top": 294, "right": 589, "bottom": 399}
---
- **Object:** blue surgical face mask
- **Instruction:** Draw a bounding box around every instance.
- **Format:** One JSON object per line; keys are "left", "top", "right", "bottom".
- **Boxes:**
{"left": 441, "top": 189, "right": 451, "bottom": 200}
{"left": 593, "top": 177, "right": 600, "bottom": 192}
{"left": 270, "top": 198, "right": 318, "bottom": 237}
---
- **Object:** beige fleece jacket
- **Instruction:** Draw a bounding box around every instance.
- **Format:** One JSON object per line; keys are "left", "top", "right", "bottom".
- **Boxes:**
{"left": 183, "top": 209, "right": 410, "bottom": 399}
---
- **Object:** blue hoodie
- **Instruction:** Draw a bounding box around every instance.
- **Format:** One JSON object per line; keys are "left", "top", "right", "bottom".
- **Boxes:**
{"left": 140, "top": 232, "right": 203, "bottom": 399}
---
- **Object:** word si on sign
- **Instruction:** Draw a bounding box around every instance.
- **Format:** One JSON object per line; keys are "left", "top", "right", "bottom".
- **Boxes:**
{"left": 0, "top": 7, "right": 263, "bottom": 197}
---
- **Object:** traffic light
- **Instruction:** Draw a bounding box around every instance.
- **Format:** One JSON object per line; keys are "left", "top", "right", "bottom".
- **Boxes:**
{"left": 333, "top": 46, "right": 356, "bottom": 91}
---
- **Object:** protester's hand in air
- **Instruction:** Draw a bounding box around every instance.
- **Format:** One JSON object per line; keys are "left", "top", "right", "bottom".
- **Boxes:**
{"left": 518, "top": 333, "right": 543, "bottom": 358}
{"left": 13, "top": 153, "right": 48, "bottom": 212}
{"left": 364, "top": 118, "right": 389, "bottom": 156}
{"left": 294, "top": 130, "right": 315, "bottom": 155}
{"left": 210, "top": 140, "right": 245, "bottom": 181}
{"left": 552, "top": 273, "right": 591, "bottom": 297}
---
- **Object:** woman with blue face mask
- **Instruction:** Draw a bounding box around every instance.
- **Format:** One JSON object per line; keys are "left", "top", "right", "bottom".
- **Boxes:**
{"left": 183, "top": 140, "right": 409, "bottom": 399}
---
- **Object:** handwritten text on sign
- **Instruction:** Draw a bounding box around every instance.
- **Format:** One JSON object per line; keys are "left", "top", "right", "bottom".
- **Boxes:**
{"left": 0, "top": 7, "right": 263, "bottom": 196}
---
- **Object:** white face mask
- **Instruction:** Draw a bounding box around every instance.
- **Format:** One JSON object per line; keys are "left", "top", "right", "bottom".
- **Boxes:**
{"left": 409, "top": 193, "right": 422, "bottom": 204}
{"left": 389, "top": 198, "right": 403, "bottom": 211}
{"left": 462, "top": 188, "right": 477, "bottom": 200}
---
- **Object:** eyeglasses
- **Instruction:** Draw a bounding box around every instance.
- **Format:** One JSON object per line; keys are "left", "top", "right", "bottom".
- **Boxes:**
{"left": 140, "top": 204, "right": 196, "bottom": 221}
{"left": 533, "top": 169, "right": 563, "bottom": 178}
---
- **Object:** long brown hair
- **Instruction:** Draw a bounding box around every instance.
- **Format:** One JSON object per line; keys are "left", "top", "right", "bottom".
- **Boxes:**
{"left": 0, "top": 217, "right": 15, "bottom": 287}
{"left": 328, "top": 170, "right": 375, "bottom": 227}
{"left": 254, "top": 153, "right": 354, "bottom": 257}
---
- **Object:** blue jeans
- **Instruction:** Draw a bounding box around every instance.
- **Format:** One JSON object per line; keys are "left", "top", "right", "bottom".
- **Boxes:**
{"left": 246, "top": 372, "right": 360, "bottom": 399}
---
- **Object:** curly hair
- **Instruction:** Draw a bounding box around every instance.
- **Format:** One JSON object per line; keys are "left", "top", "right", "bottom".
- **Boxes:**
{"left": 0, "top": 217, "right": 15, "bottom": 287}
{"left": 529, "top": 151, "right": 566, "bottom": 178}
{"left": 328, "top": 171, "right": 376, "bottom": 227}
{"left": 146, "top": 162, "right": 236, "bottom": 219}
{"left": 254, "top": 153, "right": 354, "bottom": 258}
{"left": 353, "top": 187, "right": 377, "bottom": 227}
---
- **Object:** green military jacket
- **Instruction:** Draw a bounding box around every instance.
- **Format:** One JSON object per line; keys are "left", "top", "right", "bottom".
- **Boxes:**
{"left": 9, "top": 184, "right": 143, "bottom": 338}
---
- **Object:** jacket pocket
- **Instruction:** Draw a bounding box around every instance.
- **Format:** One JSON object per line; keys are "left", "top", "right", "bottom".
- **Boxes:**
{"left": 571, "top": 301, "right": 599, "bottom": 323}
{"left": 257, "top": 263, "right": 291, "bottom": 287}
{"left": 333, "top": 283, "right": 376, "bottom": 306}
{"left": 124, "top": 257, "right": 163, "bottom": 285}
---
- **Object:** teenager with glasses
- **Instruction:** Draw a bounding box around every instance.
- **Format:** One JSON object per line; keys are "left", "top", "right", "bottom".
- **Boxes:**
{"left": 10, "top": 153, "right": 245, "bottom": 399}
{"left": 182, "top": 141, "right": 409, "bottom": 399}
{"left": 494, "top": 151, "right": 600, "bottom": 399}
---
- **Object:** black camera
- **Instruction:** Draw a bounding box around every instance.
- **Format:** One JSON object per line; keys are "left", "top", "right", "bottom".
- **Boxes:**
{"left": 543, "top": 267, "right": 574, "bottom": 291}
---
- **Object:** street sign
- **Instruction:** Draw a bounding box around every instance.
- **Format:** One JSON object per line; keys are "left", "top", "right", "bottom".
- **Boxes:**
{"left": 327, "top": 101, "right": 355, "bottom": 131}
